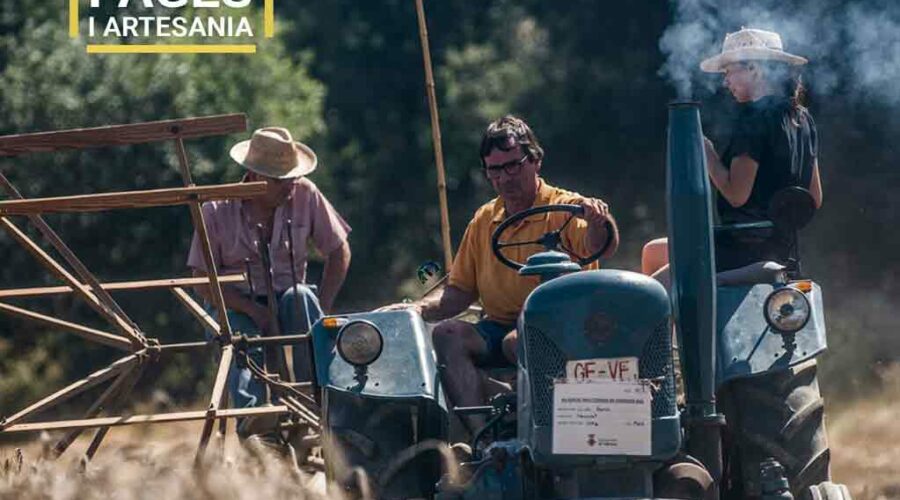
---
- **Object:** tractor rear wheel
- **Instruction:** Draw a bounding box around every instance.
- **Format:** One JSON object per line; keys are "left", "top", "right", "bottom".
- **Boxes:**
{"left": 718, "top": 359, "right": 831, "bottom": 499}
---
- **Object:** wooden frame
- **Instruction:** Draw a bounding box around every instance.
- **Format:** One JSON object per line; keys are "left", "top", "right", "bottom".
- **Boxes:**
{"left": 0, "top": 182, "right": 266, "bottom": 215}
{"left": 0, "top": 115, "right": 319, "bottom": 465}
{"left": 2, "top": 406, "right": 291, "bottom": 434}
{"left": 0, "top": 114, "right": 247, "bottom": 157}
{"left": 0, "top": 302, "right": 132, "bottom": 350}
{"left": 0, "top": 275, "right": 245, "bottom": 299}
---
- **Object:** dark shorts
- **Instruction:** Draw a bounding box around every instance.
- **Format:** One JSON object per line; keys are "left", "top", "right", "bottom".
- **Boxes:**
{"left": 473, "top": 319, "right": 516, "bottom": 368}
{"left": 714, "top": 231, "right": 791, "bottom": 272}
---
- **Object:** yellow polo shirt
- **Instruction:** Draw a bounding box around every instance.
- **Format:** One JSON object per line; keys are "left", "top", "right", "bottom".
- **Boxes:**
{"left": 449, "top": 179, "right": 599, "bottom": 324}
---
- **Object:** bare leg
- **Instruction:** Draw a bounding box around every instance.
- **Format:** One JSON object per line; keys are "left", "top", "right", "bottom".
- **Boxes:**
{"left": 432, "top": 319, "right": 489, "bottom": 433}
{"left": 652, "top": 264, "right": 672, "bottom": 291}
{"left": 641, "top": 237, "right": 669, "bottom": 275}
{"left": 480, "top": 330, "right": 518, "bottom": 399}
{"left": 501, "top": 330, "right": 518, "bottom": 364}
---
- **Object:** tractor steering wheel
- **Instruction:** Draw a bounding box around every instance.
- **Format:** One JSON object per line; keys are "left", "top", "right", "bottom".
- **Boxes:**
{"left": 490, "top": 204, "right": 614, "bottom": 271}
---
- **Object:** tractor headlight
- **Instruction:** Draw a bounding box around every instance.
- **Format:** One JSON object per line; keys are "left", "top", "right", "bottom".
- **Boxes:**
{"left": 337, "top": 320, "right": 384, "bottom": 367}
{"left": 764, "top": 287, "right": 811, "bottom": 333}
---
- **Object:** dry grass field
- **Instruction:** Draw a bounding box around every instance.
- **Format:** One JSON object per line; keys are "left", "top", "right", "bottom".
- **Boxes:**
{"left": 1, "top": 373, "right": 898, "bottom": 499}
{"left": 0, "top": 423, "right": 325, "bottom": 500}
{"left": 829, "top": 368, "right": 900, "bottom": 500}
{"left": 0, "top": 421, "right": 331, "bottom": 500}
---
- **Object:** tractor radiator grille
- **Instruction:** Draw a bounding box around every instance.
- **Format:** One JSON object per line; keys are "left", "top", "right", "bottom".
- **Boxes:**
{"left": 526, "top": 319, "right": 677, "bottom": 428}
{"left": 639, "top": 319, "right": 677, "bottom": 417}
{"left": 525, "top": 326, "right": 567, "bottom": 427}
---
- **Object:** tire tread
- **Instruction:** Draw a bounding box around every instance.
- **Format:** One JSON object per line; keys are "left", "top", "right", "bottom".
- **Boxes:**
{"left": 721, "top": 360, "right": 830, "bottom": 500}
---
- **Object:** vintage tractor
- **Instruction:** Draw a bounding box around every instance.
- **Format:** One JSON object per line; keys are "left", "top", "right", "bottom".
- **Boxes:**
{"left": 307, "top": 102, "right": 849, "bottom": 499}
{"left": 308, "top": 310, "right": 449, "bottom": 498}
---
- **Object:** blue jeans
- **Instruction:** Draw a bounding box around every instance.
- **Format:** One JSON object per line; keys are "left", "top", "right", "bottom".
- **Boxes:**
{"left": 204, "top": 284, "right": 322, "bottom": 409}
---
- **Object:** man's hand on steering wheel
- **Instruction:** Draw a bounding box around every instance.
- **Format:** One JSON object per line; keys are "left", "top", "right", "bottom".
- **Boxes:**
{"left": 491, "top": 204, "right": 615, "bottom": 270}
{"left": 575, "top": 197, "right": 612, "bottom": 226}
{"left": 573, "top": 196, "right": 617, "bottom": 257}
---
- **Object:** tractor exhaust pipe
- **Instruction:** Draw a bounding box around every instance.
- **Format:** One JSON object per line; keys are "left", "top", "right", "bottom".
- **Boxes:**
{"left": 666, "top": 101, "right": 724, "bottom": 491}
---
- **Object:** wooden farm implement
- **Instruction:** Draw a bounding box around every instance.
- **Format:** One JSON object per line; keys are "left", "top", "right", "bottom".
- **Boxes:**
{"left": 0, "top": 114, "right": 319, "bottom": 466}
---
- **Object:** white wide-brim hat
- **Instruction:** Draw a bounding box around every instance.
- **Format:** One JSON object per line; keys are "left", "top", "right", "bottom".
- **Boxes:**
{"left": 700, "top": 28, "right": 808, "bottom": 73}
{"left": 230, "top": 127, "right": 317, "bottom": 179}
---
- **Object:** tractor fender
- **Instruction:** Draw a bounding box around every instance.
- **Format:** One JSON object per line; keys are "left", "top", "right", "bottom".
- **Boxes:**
{"left": 716, "top": 283, "right": 827, "bottom": 388}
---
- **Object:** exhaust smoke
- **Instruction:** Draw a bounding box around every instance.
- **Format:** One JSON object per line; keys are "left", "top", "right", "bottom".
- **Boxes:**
{"left": 659, "top": 0, "right": 900, "bottom": 104}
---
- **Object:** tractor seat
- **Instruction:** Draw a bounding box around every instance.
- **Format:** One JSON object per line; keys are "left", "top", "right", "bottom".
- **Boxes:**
{"left": 716, "top": 261, "right": 787, "bottom": 286}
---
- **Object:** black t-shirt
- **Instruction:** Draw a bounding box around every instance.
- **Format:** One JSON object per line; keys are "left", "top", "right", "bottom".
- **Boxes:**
{"left": 713, "top": 95, "right": 818, "bottom": 271}
{"left": 718, "top": 95, "right": 818, "bottom": 224}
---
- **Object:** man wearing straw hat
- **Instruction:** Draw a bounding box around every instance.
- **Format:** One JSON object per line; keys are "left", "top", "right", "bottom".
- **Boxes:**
{"left": 188, "top": 127, "right": 351, "bottom": 409}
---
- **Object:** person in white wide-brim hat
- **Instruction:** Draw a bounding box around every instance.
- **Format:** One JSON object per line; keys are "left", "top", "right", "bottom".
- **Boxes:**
{"left": 697, "top": 28, "right": 823, "bottom": 268}
{"left": 698, "top": 27, "right": 808, "bottom": 73}
{"left": 641, "top": 29, "right": 831, "bottom": 495}
{"left": 187, "top": 127, "right": 352, "bottom": 411}
{"left": 644, "top": 27, "right": 824, "bottom": 273}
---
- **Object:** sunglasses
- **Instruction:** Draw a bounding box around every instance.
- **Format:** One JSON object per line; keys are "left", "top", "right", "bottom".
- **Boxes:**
{"left": 483, "top": 154, "right": 529, "bottom": 179}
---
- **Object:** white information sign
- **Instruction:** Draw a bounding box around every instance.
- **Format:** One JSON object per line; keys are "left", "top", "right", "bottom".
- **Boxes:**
{"left": 565, "top": 356, "right": 638, "bottom": 382}
{"left": 552, "top": 379, "right": 651, "bottom": 455}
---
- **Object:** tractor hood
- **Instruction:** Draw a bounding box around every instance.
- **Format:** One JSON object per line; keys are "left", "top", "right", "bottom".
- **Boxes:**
{"left": 522, "top": 270, "right": 669, "bottom": 357}
{"left": 519, "top": 269, "right": 680, "bottom": 466}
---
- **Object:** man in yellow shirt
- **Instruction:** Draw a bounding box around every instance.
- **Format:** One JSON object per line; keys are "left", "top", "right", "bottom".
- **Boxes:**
{"left": 400, "top": 116, "right": 619, "bottom": 431}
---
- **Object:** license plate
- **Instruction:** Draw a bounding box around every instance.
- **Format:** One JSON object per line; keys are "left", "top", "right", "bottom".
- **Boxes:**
{"left": 565, "top": 357, "right": 638, "bottom": 382}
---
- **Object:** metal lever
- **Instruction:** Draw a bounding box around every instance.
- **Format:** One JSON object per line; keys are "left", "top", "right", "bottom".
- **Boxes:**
{"left": 284, "top": 218, "right": 320, "bottom": 392}
{"left": 244, "top": 258, "right": 255, "bottom": 297}
{"left": 255, "top": 224, "right": 292, "bottom": 387}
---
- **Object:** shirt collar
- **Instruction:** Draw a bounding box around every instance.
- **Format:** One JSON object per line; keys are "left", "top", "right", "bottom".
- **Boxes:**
{"left": 490, "top": 178, "right": 554, "bottom": 223}
{"left": 238, "top": 182, "right": 297, "bottom": 223}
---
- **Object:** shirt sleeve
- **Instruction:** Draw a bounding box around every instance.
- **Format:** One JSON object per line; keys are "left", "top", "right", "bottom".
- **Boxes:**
{"left": 309, "top": 184, "right": 351, "bottom": 254}
{"left": 186, "top": 202, "right": 220, "bottom": 272}
{"left": 807, "top": 112, "right": 818, "bottom": 158}
{"left": 561, "top": 218, "right": 593, "bottom": 257}
{"left": 553, "top": 191, "right": 602, "bottom": 270}
{"left": 561, "top": 214, "right": 599, "bottom": 269}
{"left": 448, "top": 220, "right": 478, "bottom": 294}
{"left": 728, "top": 109, "right": 767, "bottom": 163}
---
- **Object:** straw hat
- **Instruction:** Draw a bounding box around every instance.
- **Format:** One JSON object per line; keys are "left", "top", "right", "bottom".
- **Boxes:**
{"left": 700, "top": 28, "right": 808, "bottom": 73}
{"left": 229, "top": 127, "right": 317, "bottom": 179}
